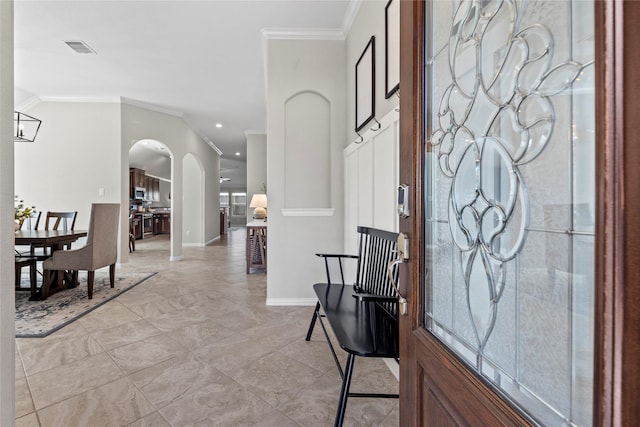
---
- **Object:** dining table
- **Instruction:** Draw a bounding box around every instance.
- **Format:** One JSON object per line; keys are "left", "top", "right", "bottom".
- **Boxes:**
{"left": 15, "top": 229, "right": 88, "bottom": 300}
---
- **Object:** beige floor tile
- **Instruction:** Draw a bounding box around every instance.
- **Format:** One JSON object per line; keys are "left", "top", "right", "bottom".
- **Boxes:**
{"left": 37, "top": 377, "right": 154, "bottom": 427}
{"left": 159, "top": 380, "right": 298, "bottom": 427}
{"left": 15, "top": 376, "right": 34, "bottom": 418}
{"left": 15, "top": 230, "right": 400, "bottom": 427}
{"left": 28, "top": 352, "right": 123, "bottom": 410}
{"left": 18, "top": 334, "right": 103, "bottom": 376}
{"left": 126, "top": 411, "right": 171, "bottom": 427}
{"left": 164, "top": 319, "right": 236, "bottom": 351}
{"left": 117, "top": 293, "right": 182, "bottom": 319}
{"left": 230, "top": 351, "right": 325, "bottom": 409}
{"left": 277, "top": 373, "right": 342, "bottom": 426}
{"left": 380, "top": 403, "right": 400, "bottom": 427}
{"left": 144, "top": 307, "right": 211, "bottom": 332}
{"left": 77, "top": 301, "right": 142, "bottom": 331}
{"left": 15, "top": 412, "right": 39, "bottom": 427}
{"left": 192, "top": 334, "right": 280, "bottom": 375}
{"left": 107, "top": 333, "right": 186, "bottom": 374}
{"left": 130, "top": 352, "right": 233, "bottom": 409}
{"left": 278, "top": 338, "right": 346, "bottom": 375}
{"left": 15, "top": 347, "right": 25, "bottom": 380}
{"left": 90, "top": 319, "right": 163, "bottom": 352}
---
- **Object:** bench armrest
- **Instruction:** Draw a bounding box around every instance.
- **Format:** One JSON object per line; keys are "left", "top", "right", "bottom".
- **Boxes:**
{"left": 352, "top": 293, "right": 399, "bottom": 303}
{"left": 315, "top": 253, "right": 359, "bottom": 259}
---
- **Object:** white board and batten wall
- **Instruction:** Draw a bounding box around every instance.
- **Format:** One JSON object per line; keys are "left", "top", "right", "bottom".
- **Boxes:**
{"left": 344, "top": 107, "right": 400, "bottom": 255}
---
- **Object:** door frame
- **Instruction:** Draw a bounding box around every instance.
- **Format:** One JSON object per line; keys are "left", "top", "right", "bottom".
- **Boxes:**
{"left": 397, "top": 1, "right": 640, "bottom": 425}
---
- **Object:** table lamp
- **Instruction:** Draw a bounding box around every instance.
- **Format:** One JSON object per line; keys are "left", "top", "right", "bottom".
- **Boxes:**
{"left": 250, "top": 194, "right": 268, "bottom": 220}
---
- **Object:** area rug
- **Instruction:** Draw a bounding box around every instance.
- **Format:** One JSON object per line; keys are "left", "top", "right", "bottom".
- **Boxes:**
{"left": 15, "top": 271, "right": 157, "bottom": 338}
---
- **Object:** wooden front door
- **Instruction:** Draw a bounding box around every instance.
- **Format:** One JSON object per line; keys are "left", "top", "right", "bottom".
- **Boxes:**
{"left": 398, "top": 1, "right": 640, "bottom": 425}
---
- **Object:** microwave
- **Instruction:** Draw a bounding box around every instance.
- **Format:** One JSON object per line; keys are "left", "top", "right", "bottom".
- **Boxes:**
{"left": 134, "top": 187, "right": 146, "bottom": 200}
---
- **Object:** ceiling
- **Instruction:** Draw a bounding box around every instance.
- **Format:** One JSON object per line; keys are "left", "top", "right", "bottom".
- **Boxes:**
{"left": 13, "top": 0, "right": 354, "bottom": 186}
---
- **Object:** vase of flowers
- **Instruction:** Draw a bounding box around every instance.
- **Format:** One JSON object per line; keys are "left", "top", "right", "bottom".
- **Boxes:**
{"left": 15, "top": 195, "right": 34, "bottom": 231}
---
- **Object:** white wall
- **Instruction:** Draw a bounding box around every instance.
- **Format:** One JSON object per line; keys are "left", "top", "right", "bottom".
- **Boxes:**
{"left": 0, "top": 2, "right": 14, "bottom": 424}
{"left": 246, "top": 132, "right": 266, "bottom": 223}
{"left": 346, "top": 0, "right": 399, "bottom": 145}
{"left": 15, "top": 102, "right": 122, "bottom": 233}
{"left": 344, "top": 108, "right": 399, "bottom": 253}
{"left": 265, "top": 37, "right": 346, "bottom": 304}
{"left": 120, "top": 102, "right": 221, "bottom": 259}
{"left": 182, "top": 153, "right": 204, "bottom": 246}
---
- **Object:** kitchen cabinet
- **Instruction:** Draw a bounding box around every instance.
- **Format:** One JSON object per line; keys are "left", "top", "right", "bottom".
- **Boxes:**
{"left": 130, "top": 215, "right": 141, "bottom": 240}
{"left": 129, "top": 168, "right": 160, "bottom": 202}
{"left": 129, "top": 168, "right": 146, "bottom": 199}
{"left": 144, "top": 176, "right": 151, "bottom": 199}
{"left": 151, "top": 178, "right": 160, "bottom": 202}
{"left": 153, "top": 214, "right": 161, "bottom": 235}
{"left": 160, "top": 213, "right": 171, "bottom": 234}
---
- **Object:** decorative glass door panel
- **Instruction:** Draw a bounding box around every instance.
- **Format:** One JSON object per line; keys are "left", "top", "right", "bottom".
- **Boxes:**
{"left": 423, "top": 1, "right": 595, "bottom": 424}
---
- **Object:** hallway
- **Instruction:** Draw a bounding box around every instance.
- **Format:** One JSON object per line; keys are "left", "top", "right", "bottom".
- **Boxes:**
{"left": 15, "top": 228, "right": 399, "bottom": 426}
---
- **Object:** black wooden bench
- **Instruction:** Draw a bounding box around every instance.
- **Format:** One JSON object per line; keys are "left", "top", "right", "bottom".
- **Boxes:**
{"left": 305, "top": 226, "right": 400, "bottom": 427}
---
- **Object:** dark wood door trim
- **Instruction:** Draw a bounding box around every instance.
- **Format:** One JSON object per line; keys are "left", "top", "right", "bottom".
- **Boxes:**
{"left": 595, "top": 1, "right": 640, "bottom": 425}
{"left": 398, "top": 0, "right": 424, "bottom": 422}
{"left": 398, "top": 0, "right": 640, "bottom": 425}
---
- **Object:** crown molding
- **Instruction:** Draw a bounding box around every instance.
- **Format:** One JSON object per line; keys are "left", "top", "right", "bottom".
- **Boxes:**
{"left": 342, "top": 0, "right": 362, "bottom": 35}
{"left": 120, "top": 97, "right": 183, "bottom": 117}
{"left": 207, "top": 141, "right": 223, "bottom": 156}
{"left": 262, "top": 27, "right": 345, "bottom": 41}
{"left": 121, "top": 97, "right": 223, "bottom": 156}
{"left": 244, "top": 130, "right": 266, "bottom": 137}
{"left": 40, "top": 96, "right": 121, "bottom": 104}
{"left": 14, "top": 95, "right": 41, "bottom": 112}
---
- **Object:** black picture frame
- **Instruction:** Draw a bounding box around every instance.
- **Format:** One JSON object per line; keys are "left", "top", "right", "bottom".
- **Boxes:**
{"left": 385, "top": 0, "right": 400, "bottom": 98}
{"left": 355, "top": 36, "right": 376, "bottom": 132}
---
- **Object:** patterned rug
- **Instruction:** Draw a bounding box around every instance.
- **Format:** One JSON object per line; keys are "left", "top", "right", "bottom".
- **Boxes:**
{"left": 15, "top": 271, "right": 157, "bottom": 338}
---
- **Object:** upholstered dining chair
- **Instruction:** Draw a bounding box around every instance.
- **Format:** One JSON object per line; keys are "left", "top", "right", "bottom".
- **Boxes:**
{"left": 42, "top": 203, "right": 120, "bottom": 299}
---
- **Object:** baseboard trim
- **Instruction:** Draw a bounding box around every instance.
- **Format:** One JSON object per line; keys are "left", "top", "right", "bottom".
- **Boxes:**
{"left": 265, "top": 298, "right": 318, "bottom": 306}
{"left": 383, "top": 358, "right": 400, "bottom": 381}
{"left": 205, "top": 235, "right": 220, "bottom": 246}
{"left": 169, "top": 255, "right": 183, "bottom": 262}
{"left": 182, "top": 243, "right": 205, "bottom": 248}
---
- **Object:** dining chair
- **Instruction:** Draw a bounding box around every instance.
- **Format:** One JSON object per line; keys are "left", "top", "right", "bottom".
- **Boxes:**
{"left": 42, "top": 203, "right": 120, "bottom": 299}
{"left": 15, "top": 211, "right": 41, "bottom": 288}
{"left": 20, "top": 210, "right": 41, "bottom": 231}
{"left": 15, "top": 210, "right": 41, "bottom": 256}
{"left": 31, "top": 211, "right": 78, "bottom": 259}
{"left": 44, "top": 211, "right": 77, "bottom": 231}
{"left": 15, "top": 257, "right": 37, "bottom": 295}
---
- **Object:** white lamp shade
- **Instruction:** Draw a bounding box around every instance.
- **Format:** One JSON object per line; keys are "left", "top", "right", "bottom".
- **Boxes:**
{"left": 250, "top": 194, "right": 267, "bottom": 219}
{"left": 249, "top": 194, "right": 267, "bottom": 208}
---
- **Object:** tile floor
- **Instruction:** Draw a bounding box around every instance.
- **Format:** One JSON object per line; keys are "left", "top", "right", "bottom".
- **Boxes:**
{"left": 15, "top": 228, "right": 399, "bottom": 426}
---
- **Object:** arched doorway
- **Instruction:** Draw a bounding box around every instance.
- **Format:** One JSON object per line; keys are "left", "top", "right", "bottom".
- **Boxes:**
{"left": 128, "top": 139, "right": 173, "bottom": 255}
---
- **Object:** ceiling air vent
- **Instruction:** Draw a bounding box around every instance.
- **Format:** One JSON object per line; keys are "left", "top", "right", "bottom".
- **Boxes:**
{"left": 64, "top": 40, "right": 96, "bottom": 54}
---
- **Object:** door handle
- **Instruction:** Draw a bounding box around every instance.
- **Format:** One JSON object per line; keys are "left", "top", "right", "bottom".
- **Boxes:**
{"left": 388, "top": 233, "right": 409, "bottom": 316}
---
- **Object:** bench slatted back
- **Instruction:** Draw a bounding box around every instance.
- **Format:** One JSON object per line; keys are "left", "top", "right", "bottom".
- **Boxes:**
{"left": 355, "top": 226, "right": 400, "bottom": 318}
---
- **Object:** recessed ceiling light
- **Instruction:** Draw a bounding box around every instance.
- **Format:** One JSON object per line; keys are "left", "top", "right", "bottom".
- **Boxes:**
{"left": 235, "top": 152, "right": 241, "bottom": 156}
{"left": 216, "top": 123, "right": 223, "bottom": 128}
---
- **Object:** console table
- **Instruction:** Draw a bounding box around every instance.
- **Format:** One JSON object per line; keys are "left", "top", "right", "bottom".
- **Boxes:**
{"left": 246, "top": 221, "right": 267, "bottom": 273}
